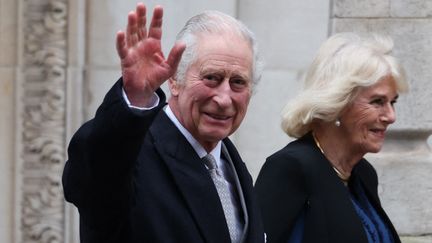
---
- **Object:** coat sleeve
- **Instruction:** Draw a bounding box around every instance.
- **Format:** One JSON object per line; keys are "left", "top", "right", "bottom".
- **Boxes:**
{"left": 62, "top": 78, "right": 166, "bottom": 232}
{"left": 255, "top": 151, "right": 308, "bottom": 243}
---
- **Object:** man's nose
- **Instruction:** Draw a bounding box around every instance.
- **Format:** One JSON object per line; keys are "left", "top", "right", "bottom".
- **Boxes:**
{"left": 213, "top": 80, "right": 233, "bottom": 108}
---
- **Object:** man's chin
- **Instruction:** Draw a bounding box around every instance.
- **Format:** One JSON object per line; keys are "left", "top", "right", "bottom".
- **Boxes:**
{"left": 201, "top": 132, "right": 230, "bottom": 142}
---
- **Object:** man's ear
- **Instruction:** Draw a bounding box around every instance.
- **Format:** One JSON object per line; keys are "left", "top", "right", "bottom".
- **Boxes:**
{"left": 168, "top": 77, "right": 179, "bottom": 97}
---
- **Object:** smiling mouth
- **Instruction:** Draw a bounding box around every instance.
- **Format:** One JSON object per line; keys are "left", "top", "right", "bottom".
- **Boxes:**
{"left": 370, "top": 128, "right": 386, "bottom": 137}
{"left": 205, "top": 113, "right": 231, "bottom": 121}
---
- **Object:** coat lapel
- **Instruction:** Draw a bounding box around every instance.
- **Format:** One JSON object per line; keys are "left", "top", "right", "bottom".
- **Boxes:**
{"left": 150, "top": 112, "right": 231, "bottom": 243}
{"left": 222, "top": 139, "right": 264, "bottom": 243}
{"left": 354, "top": 160, "right": 402, "bottom": 243}
{"left": 301, "top": 134, "right": 368, "bottom": 242}
{"left": 221, "top": 142, "right": 249, "bottom": 242}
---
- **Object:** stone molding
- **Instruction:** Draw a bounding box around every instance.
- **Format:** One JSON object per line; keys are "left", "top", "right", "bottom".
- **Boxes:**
{"left": 16, "top": 0, "right": 68, "bottom": 242}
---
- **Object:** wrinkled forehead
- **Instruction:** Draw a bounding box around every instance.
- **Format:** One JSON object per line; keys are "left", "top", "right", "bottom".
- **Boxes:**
{"left": 194, "top": 32, "right": 252, "bottom": 65}
{"left": 195, "top": 30, "right": 252, "bottom": 47}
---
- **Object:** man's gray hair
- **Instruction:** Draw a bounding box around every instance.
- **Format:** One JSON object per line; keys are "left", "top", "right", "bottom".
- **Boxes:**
{"left": 174, "top": 10, "right": 263, "bottom": 91}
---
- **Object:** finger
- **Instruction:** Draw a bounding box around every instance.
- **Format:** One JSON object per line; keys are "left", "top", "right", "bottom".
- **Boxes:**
{"left": 126, "top": 11, "right": 139, "bottom": 46}
{"left": 166, "top": 42, "right": 187, "bottom": 71}
{"left": 148, "top": 5, "right": 163, "bottom": 40}
{"left": 116, "top": 31, "right": 128, "bottom": 59}
{"left": 136, "top": 3, "right": 147, "bottom": 40}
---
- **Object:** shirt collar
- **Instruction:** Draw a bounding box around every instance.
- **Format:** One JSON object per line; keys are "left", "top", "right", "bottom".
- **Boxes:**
{"left": 164, "top": 105, "right": 222, "bottom": 163}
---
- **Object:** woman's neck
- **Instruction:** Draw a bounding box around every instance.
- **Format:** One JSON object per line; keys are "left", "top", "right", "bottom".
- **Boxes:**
{"left": 312, "top": 126, "right": 364, "bottom": 179}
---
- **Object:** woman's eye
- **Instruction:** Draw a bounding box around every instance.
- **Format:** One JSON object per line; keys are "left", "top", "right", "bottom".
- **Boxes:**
{"left": 371, "top": 98, "right": 385, "bottom": 106}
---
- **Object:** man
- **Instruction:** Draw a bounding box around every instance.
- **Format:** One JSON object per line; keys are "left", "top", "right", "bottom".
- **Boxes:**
{"left": 62, "top": 2, "right": 264, "bottom": 243}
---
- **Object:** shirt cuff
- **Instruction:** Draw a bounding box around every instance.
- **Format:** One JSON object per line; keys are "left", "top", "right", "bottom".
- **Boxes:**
{"left": 122, "top": 88, "right": 160, "bottom": 110}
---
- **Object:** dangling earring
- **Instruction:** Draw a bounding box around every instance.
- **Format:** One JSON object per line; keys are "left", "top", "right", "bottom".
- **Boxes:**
{"left": 335, "top": 119, "right": 341, "bottom": 127}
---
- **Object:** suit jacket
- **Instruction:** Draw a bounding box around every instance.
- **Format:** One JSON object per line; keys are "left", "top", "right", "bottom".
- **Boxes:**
{"left": 254, "top": 133, "right": 400, "bottom": 243}
{"left": 62, "top": 79, "right": 264, "bottom": 243}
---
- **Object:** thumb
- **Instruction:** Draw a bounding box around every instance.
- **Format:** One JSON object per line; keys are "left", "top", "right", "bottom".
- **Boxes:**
{"left": 166, "top": 42, "right": 186, "bottom": 72}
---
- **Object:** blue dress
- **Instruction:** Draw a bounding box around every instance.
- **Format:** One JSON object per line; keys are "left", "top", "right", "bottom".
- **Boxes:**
{"left": 349, "top": 179, "right": 394, "bottom": 243}
{"left": 286, "top": 179, "right": 394, "bottom": 243}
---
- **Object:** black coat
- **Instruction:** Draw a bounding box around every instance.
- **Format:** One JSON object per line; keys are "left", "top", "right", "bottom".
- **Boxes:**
{"left": 255, "top": 133, "right": 400, "bottom": 243}
{"left": 62, "top": 79, "right": 264, "bottom": 243}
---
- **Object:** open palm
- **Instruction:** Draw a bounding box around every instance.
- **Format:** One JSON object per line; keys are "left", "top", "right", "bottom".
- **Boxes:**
{"left": 116, "top": 4, "right": 185, "bottom": 106}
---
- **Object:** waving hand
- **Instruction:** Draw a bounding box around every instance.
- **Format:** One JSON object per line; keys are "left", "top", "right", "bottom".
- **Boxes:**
{"left": 116, "top": 3, "right": 186, "bottom": 106}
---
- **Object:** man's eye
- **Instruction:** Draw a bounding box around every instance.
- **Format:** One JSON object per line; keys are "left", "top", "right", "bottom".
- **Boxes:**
{"left": 231, "top": 78, "right": 250, "bottom": 88}
{"left": 231, "top": 79, "right": 245, "bottom": 85}
{"left": 230, "top": 79, "right": 250, "bottom": 92}
{"left": 203, "top": 75, "right": 220, "bottom": 81}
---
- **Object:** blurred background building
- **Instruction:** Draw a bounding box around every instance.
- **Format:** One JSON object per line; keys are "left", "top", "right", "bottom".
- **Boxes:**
{"left": 0, "top": 0, "right": 431, "bottom": 242}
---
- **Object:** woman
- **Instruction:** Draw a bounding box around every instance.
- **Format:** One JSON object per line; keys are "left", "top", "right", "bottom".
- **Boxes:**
{"left": 255, "top": 32, "right": 408, "bottom": 243}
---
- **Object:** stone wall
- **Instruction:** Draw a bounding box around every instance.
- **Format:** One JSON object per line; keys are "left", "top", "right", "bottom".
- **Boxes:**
{"left": 235, "top": 0, "right": 331, "bottom": 185}
{"left": 0, "top": 0, "right": 18, "bottom": 242}
{"left": 0, "top": 0, "right": 430, "bottom": 242}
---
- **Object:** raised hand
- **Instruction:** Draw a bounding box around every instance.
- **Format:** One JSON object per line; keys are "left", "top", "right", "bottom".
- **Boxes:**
{"left": 116, "top": 3, "right": 186, "bottom": 107}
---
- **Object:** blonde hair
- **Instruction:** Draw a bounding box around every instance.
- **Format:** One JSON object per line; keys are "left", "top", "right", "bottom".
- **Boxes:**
{"left": 281, "top": 32, "right": 408, "bottom": 138}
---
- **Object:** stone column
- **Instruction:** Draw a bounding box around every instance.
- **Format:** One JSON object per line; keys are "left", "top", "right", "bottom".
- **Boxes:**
{"left": 14, "top": 0, "right": 85, "bottom": 242}
{"left": 332, "top": 1, "right": 432, "bottom": 242}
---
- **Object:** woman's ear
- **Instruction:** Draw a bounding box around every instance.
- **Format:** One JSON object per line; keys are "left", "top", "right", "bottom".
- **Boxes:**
{"left": 168, "top": 77, "right": 179, "bottom": 97}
